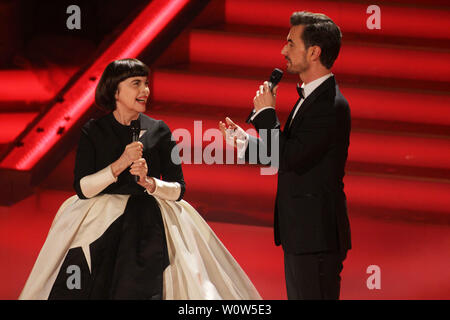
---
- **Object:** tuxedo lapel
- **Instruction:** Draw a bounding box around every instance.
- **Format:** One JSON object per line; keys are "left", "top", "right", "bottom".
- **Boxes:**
{"left": 283, "top": 97, "right": 301, "bottom": 132}
{"left": 287, "top": 76, "right": 336, "bottom": 131}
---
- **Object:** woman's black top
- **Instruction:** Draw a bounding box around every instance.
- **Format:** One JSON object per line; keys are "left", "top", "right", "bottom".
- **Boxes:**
{"left": 73, "top": 112, "right": 185, "bottom": 200}
{"left": 48, "top": 112, "right": 185, "bottom": 300}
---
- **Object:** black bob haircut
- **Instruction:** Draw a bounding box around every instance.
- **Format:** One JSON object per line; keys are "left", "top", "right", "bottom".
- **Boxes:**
{"left": 95, "top": 58, "right": 149, "bottom": 111}
{"left": 290, "top": 11, "right": 342, "bottom": 69}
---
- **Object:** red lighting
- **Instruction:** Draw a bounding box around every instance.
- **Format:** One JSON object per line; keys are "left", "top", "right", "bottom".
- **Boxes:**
{"left": 0, "top": 0, "right": 190, "bottom": 170}
{"left": 152, "top": 70, "right": 450, "bottom": 127}
{"left": 225, "top": 0, "right": 450, "bottom": 41}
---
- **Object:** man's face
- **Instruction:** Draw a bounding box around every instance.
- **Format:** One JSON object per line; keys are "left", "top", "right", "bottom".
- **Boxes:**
{"left": 281, "top": 25, "right": 310, "bottom": 74}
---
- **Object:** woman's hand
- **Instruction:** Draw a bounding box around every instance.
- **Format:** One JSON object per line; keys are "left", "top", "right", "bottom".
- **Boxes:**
{"left": 129, "top": 158, "right": 156, "bottom": 192}
{"left": 129, "top": 158, "right": 147, "bottom": 182}
{"left": 121, "top": 141, "right": 143, "bottom": 166}
{"left": 111, "top": 141, "right": 143, "bottom": 178}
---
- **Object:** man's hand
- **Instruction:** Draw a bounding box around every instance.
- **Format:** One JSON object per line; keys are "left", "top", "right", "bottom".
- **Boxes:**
{"left": 253, "top": 81, "right": 278, "bottom": 112}
{"left": 219, "top": 117, "right": 247, "bottom": 149}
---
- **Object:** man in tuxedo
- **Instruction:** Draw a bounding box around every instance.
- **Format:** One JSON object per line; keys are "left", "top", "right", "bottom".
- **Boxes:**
{"left": 219, "top": 11, "right": 351, "bottom": 299}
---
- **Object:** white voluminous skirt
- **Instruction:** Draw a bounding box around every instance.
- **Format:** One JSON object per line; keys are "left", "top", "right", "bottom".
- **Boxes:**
{"left": 19, "top": 194, "right": 262, "bottom": 300}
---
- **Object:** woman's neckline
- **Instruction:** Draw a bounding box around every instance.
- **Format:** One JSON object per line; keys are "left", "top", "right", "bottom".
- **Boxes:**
{"left": 110, "top": 111, "right": 141, "bottom": 127}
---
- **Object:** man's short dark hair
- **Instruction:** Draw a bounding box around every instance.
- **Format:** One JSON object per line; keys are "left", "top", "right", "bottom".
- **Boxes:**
{"left": 95, "top": 58, "right": 149, "bottom": 111}
{"left": 290, "top": 11, "right": 342, "bottom": 69}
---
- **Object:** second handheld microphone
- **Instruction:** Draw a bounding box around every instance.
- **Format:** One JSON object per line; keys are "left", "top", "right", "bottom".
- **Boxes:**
{"left": 246, "top": 68, "right": 284, "bottom": 123}
{"left": 130, "top": 120, "right": 141, "bottom": 183}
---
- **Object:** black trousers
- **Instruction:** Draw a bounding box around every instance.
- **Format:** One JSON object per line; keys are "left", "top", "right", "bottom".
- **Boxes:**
{"left": 284, "top": 250, "right": 347, "bottom": 300}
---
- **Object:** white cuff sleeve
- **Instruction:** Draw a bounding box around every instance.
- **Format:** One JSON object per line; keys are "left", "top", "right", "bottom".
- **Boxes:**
{"left": 79, "top": 165, "right": 118, "bottom": 198}
{"left": 250, "top": 106, "right": 275, "bottom": 121}
{"left": 236, "top": 132, "right": 249, "bottom": 159}
{"left": 145, "top": 178, "right": 181, "bottom": 201}
{"left": 225, "top": 127, "right": 249, "bottom": 159}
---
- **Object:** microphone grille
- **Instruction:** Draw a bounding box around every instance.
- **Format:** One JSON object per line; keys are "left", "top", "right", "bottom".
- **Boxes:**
{"left": 130, "top": 119, "right": 140, "bottom": 132}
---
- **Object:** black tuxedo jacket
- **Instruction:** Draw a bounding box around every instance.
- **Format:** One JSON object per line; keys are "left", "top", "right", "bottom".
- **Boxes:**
{"left": 246, "top": 76, "right": 351, "bottom": 254}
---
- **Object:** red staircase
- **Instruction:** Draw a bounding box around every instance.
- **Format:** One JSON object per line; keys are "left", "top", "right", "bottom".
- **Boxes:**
{"left": 146, "top": 0, "right": 450, "bottom": 225}
{"left": 1, "top": 0, "right": 449, "bottom": 224}
{"left": 0, "top": 69, "right": 75, "bottom": 154}
{"left": 1, "top": 0, "right": 450, "bottom": 300}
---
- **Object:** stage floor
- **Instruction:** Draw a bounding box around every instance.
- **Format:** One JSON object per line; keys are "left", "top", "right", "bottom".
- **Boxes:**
{"left": 1, "top": 190, "right": 449, "bottom": 300}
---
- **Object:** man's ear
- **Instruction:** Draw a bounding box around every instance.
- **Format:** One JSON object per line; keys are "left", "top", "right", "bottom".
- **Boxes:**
{"left": 309, "top": 45, "right": 321, "bottom": 62}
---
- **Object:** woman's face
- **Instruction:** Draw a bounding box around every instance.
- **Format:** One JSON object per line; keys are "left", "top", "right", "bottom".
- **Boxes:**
{"left": 114, "top": 76, "right": 150, "bottom": 114}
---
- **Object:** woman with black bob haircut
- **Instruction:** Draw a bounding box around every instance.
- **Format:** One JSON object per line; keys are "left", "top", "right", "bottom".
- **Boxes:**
{"left": 20, "top": 58, "right": 261, "bottom": 300}
{"left": 95, "top": 58, "right": 149, "bottom": 112}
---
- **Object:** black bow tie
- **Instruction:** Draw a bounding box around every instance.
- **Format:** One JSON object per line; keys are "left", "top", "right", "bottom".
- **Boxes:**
{"left": 297, "top": 84, "right": 305, "bottom": 100}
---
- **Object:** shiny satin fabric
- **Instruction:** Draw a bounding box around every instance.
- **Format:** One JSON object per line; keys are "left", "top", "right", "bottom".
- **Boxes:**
{"left": 19, "top": 194, "right": 261, "bottom": 300}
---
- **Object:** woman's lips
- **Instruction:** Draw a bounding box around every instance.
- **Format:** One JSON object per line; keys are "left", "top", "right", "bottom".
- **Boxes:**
{"left": 136, "top": 97, "right": 148, "bottom": 104}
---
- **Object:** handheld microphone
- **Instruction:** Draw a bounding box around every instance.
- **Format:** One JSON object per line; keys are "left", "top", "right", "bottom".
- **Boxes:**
{"left": 246, "top": 68, "right": 283, "bottom": 123}
{"left": 267, "top": 68, "right": 284, "bottom": 91}
{"left": 130, "top": 119, "right": 140, "bottom": 183}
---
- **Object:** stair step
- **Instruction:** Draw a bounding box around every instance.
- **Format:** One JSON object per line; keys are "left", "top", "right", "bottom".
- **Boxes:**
{"left": 210, "top": 24, "right": 450, "bottom": 49}
{"left": 41, "top": 149, "right": 450, "bottom": 225}
{"left": 0, "top": 112, "right": 38, "bottom": 144}
{"left": 184, "top": 164, "right": 450, "bottom": 222}
{"left": 145, "top": 111, "right": 450, "bottom": 176}
{"left": 188, "top": 29, "right": 450, "bottom": 84}
{"left": 0, "top": 68, "right": 76, "bottom": 104}
{"left": 225, "top": 0, "right": 450, "bottom": 41}
{"left": 34, "top": 106, "right": 448, "bottom": 183}
{"left": 152, "top": 69, "right": 450, "bottom": 129}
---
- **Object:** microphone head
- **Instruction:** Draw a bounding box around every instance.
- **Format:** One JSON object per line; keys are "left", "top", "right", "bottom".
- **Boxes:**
{"left": 130, "top": 119, "right": 140, "bottom": 142}
{"left": 130, "top": 119, "right": 140, "bottom": 132}
{"left": 268, "top": 68, "right": 283, "bottom": 90}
